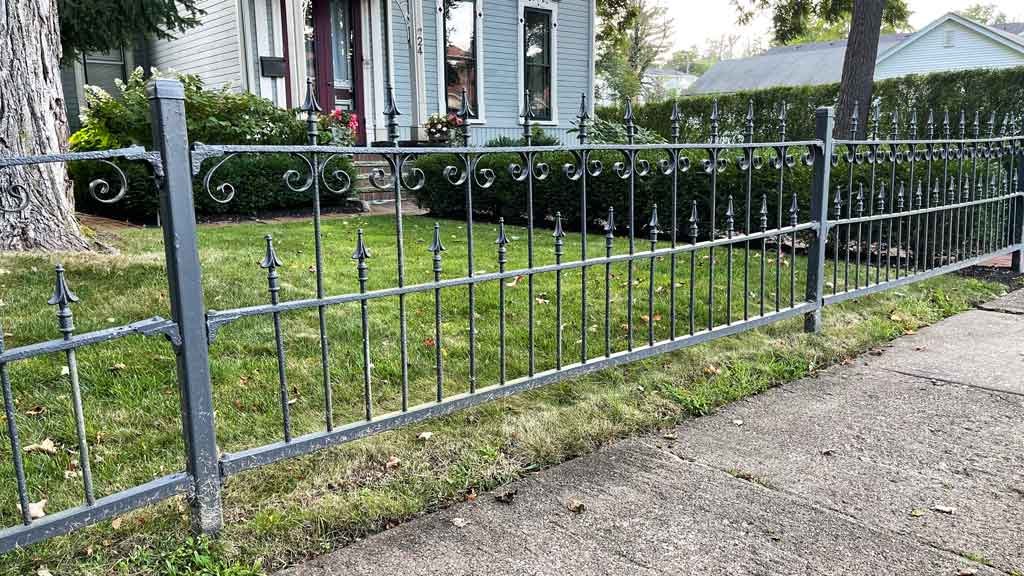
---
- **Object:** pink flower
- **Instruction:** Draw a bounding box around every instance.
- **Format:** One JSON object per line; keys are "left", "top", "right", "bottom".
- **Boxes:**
{"left": 348, "top": 113, "right": 359, "bottom": 130}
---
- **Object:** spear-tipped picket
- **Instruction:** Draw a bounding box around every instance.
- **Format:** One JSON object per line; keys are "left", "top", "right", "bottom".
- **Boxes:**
{"left": 300, "top": 78, "right": 321, "bottom": 144}
{"left": 870, "top": 101, "right": 880, "bottom": 140}
{"left": 932, "top": 179, "right": 941, "bottom": 206}
{"left": 877, "top": 182, "right": 886, "bottom": 214}
{"left": 352, "top": 229, "right": 373, "bottom": 419}
{"left": 972, "top": 110, "right": 981, "bottom": 139}
{"left": 959, "top": 109, "right": 967, "bottom": 139}
{"left": 986, "top": 111, "right": 996, "bottom": 138}
{"left": 943, "top": 108, "right": 951, "bottom": 138}
{"left": 856, "top": 183, "right": 865, "bottom": 216}
{"left": 0, "top": 325, "right": 31, "bottom": 525}
{"left": 710, "top": 99, "right": 720, "bottom": 143}
{"left": 383, "top": 84, "right": 401, "bottom": 143}
{"left": 456, "top": 89, "right": 474, "bottom": 145}
{"left": 890, "top": 110, "right": 900, "bottom": 140}
{"left": 759, "top": 194, "right": 769, "bottom": 231}
{"left": 496, "top": 218, "right": 510, "bottom": 381}
{"left": 688, "top": 200, "right": 700, "bottom": 334}
{"left": 624, "top": 97, "right": 636, "bottom": 144}
{"left": 909, "top": 109, "right": 919, "bottom": 139}
{"left": 689, "top": 200, "right": 700, "bottom": 241}
{"left": 758, "top": 194, "right": 768, "bottom": 317}
{"left": 48, "top": 265, "right": 94, "bottom": 505}
{"left": 647, "top": 205, "right": 660, "bottom": 343}
{"left": 833, "top": 185, "right": 844, "bottom": 218}
{"left": 927, "top": 109, "right": 936, "bottom": 139}
{"left": 648, "top": 205, "right": 660, "bottom": 245}
{"left": 428, "top": 223, "right": 446, "bottom": 401}
{"left": 915, "top": 180, "right": 923, "bottom": 209}
{"left": 604, "top": 207, "right": 615, "bottom": 357}
{"left": 777, "top": 101, "right": 788, "bottom": 140}
{"left": 789, "top": 192, "right": 799, "bottom": 227}
{"left": 745, "top": 100, "right": 755, "bottom": 141}
{"left": 521, "top": 90, "right": 535, "bottom": 145}
{"left": 849, "top": 101, "right": 860, "bottom": 139}
{"left": 48, "top": 264, "right": 80, "bottom": 335}
{"left": 260, "top": 235, "right": 292, "bottom": 442}
{"left": 576, "top": 93, "right": 591, "bottom": 144}
{"left": 670, "top": 100, "right": 682, "bottom": 143}
{"left": 552, "top": 212, "right": 567, "bottom": 367}
{"left": 897, "top": 181, "right": 906, "bottom": 211}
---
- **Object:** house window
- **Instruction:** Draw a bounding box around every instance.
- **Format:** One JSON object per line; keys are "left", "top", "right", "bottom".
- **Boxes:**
{"left": 523, "top": 7, "right": 552, "bottom": 121}
{"left": 443, "top": 0, "right": 479, "bottom": 117}
{"left": 944, "top": 29, "right": 955, "bottom": 47}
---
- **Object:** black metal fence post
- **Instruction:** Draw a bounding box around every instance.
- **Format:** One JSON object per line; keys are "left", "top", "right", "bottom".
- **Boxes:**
{"left": 147, "top": 79, "right": 223, "bottom": 535}
{"left": 1014, "top": 135, "right": 1024, "bottom": 273}
{"left": 805, "top": 106, "right": 835, "bottom": 332}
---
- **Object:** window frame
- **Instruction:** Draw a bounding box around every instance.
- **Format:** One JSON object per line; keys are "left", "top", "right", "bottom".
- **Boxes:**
{"left": 436, "top": 0, "right": 485, "bottom": 123}
{"left": 517, "top": 0, "right": 558, "bottom": 125}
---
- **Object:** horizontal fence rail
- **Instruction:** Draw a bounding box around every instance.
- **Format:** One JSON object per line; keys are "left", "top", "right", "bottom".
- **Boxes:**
{"left": 1, "top": 78, "right": 1022, "bottom": 554}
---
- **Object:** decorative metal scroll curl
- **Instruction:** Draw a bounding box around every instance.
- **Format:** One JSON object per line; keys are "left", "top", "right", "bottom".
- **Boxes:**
{"left": 442, "top": 154, "right": 497, "bottom": 189}
{"left": 367, "top": 154, "right": 426, "bottom": 192}
{"left": 509, "top": 151, "right": 551, "bottom": 182}
{"left": 200, "top": 151, "right": 355, "bottom": 204}
{"left": 562, "top": 150, "right": 604, "bottom": 181}
{"left": 1, "top": 158, "right": 131, "bottom": 213}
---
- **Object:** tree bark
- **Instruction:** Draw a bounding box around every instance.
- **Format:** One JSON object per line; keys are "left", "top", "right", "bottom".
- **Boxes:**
{"left": 834, "top": 0, "right": 886, "bottom": 139}
{"left": 1, "top": 0, "right": 90, "bottom": 251}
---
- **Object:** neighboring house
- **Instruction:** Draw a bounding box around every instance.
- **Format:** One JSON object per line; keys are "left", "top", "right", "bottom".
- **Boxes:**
{"left": 638, "top": 67, "right": 698, "bottom": 103}
{"left": 689, "top": 13, "right": 1024, "bottom": 95}
{"left": 61, "top": 0, "right": 598, "bottom": 144}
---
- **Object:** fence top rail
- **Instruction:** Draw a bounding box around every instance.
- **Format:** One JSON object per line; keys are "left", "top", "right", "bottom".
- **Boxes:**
{"left": 835, "top": 135, "right": 1024, "bottom": 147}
{"left": 191, "top": 140, "right": 826, "bottom": 158}
{"left": 0, "top": 146, "right": 154, "bottom": 168}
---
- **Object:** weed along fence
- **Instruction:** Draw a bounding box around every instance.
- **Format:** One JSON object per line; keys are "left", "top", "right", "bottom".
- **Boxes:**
{"left": 1, "top": 77, "right": 1023, "bottom": 553}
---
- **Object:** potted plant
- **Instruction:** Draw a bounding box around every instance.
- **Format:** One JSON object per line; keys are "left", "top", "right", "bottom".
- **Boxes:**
{"left": 319, "top": 107, "right": 359, "bottom": 145}
{"left": 424, "top": 112, "right": 464, "bottom": 144}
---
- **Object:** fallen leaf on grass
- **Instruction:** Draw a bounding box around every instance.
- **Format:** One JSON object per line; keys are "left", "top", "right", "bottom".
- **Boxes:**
{"left": 535, "top": 297, "right": 550, "bottom": 305}
{"left": 111, "top": 516, "right": 124, "bottom": 530}
{"left": 704, "top": 365, "right": 722, "bottom": 375}
{"left": 384, "top": 455, "right": 401, "bottom": 471}
{"left": 566, "top": 497, "right": 586, "bottom": 514}
{"left": 909, "top": 509, "right": 925, "bottom": 518}
{"left": 417, "top": 431, "right": 433, "bottom": 442}
{"left": 465, "top": 489, "right": 477, "bottom": 502}
{"left": 451, "top": 517, "right": 469, "bottom": 528}
{"left": 37, "top": 567, "right": 53, "bottom": 576}
{"left": 109, "top": 362, "right": 127, "bottom": 372}
{"left": 25, "top": 405, "right": 46, "bottom": 416}
{"left": 494, "top": 489, "right": 517, "bottom": 504}
{"left": 505, "top": 275, "right": 525, "bottom": 287}
{"left": 24, "top": 439, "right": 57, "bottom": 455}
{"left": 17, "top": 499, "right": 46, "bottom": 519}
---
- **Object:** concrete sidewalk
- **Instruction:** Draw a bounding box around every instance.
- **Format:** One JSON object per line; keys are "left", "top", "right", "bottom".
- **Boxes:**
{"left": 280, "top": 290, "right": 1024, "bottom": 576}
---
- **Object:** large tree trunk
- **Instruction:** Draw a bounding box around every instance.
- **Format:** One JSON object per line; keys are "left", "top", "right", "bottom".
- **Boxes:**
{"left": 834, "top": 0, "right": 886, "bottom": 139}
{"left": 1, "top": 0, "right": 90, "bottom": 251}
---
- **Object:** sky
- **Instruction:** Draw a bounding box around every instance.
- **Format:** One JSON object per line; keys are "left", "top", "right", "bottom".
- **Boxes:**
{"left": 665, "top": 0, "right": 1024, "bottom": 55}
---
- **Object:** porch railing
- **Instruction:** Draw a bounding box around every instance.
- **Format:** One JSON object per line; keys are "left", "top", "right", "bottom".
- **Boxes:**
{"left": 0, "top": 78, "right": 1021, "bottom": 553}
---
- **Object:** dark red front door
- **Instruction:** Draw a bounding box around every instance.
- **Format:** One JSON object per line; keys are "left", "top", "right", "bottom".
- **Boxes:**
{"left": 307, "top": 0, "right": 365, "bottom": 143}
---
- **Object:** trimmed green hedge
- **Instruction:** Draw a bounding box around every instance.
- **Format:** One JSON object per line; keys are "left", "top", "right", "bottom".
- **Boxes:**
{"left": 598, "top": 66, "right": 1024, "bottom": 142}
{"left": 410, "top": 150, "right": 814, "bottom": 237}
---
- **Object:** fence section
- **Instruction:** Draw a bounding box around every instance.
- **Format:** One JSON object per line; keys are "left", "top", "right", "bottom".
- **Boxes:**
{"left": 0, "top": 78, "right": 1021, "bottom": 553}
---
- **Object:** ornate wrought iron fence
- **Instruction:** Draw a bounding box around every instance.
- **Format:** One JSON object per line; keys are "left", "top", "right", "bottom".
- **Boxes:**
{"left": 0, "top": 78, "right": 1021, "bottom": 553}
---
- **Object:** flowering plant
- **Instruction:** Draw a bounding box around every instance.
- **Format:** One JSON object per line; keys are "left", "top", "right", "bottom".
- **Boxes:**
{"left": 424, "top": 112, "right": 465, "bottom": 143}
{"left": 319, "top": 107, "right": 359, "bottom": 145}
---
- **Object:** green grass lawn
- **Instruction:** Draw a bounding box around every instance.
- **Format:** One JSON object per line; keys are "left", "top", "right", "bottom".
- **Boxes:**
{"left": 0, "top": 212, "right": 1010, "bottom": 575}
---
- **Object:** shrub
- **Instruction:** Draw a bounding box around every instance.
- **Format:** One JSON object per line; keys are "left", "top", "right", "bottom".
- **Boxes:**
{"left": 410, "top": 149, "right": 814, "bottom": 237}
{"left": 597, "top": 66, "right": 1024, "bottom": 142}
{"left": 68, "top": 68, "right": 355, "bottom": 220}
{"left": 485, "top": 126, "right": 561, "bottom": 147}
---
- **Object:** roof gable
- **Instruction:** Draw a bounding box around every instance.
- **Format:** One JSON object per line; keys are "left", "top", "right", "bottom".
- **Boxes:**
{"left": 877, "top": 13, "right": 1024, "bottom": 64}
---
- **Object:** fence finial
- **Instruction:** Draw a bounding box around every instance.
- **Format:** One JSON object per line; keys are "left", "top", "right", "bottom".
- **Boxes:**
{"left": 986, "top": 110, "right": 996, "bottom": 136}
{"left": 48, "top": 264, "right": 79, "bottom": 335}
{"left": 914, "top": 179, "right": 923, "bottom": 208}
{"left": 869, "top": 102, "right": 880, "bottom": 140}
{"left": 856, "top": 183, "right": 865, "bottom": 216}
{"left": 959, "top": 109, "right": 967, "bottom": 138}
{"left": 671, "top": 100, "right": 682, "bottom": 143}
{"left": 301, "top": 78, "right": 320, "bottom": 144}
{"left": 689, "top": 200, "right": 700, "bottom": 241}
{"left": 428, "top": 222, "right": 446, "bottom": 255}
{"left": 850, "top": 101, "right": 860, "bottom": 137}
{"left": 710, "top": 99, "right": 720, "bottom": 143}
{"left": 495, "top": 217, "right": 510, "bottom": 247}
{"left": 624, "top": 97, "right": 636, "bottom": 143}
{"left": 909, "top": 109, "right": 918, "bottom": 138}
{"left": 605, "top": 207, "right": 615, "bottom": 236}
{"left": 789, "top": 192, "right": 799, "bottom": 226}
{"left": 972, "top": 110, "right": 981, "bottom": 138}
{"left": 383, "top": 85, "right": 401, "bottom": 143}
{"left": 759, "top": 194, "right": 769, "bottom": 231}
{"left": 745, "top": 100, "right": 755, "bottom": 140}
{"left": 577, "top": 93, "right": 590, "bottom": 144}
{"left": 833, "top": 186, "right": 844, "bottom": 217}
{"left": 648, "top": 204, "right": 660, "bottom": 242}
{"left": 352, "top": 228, "right": 372, "bottom": 261}
{"left": 553, "top": 211, "right": 566, "bottom": 240}
{"left": 889, "top": 110, "right": 899, "bottom": 139}
{"left": 897, "top": 181, "right": 905, "bottom": 211}
{"left": 521, "top": 90, "right": 535, "bottom": 145}
{"left": 926, "top": 109, "right": 935, "bottom": 138}
{"left": 725, "top": 196, "right": 735, "bottom": 235}
{"left": 942, "top": 108, "right": 951, "bottom": 137}
{"left": 260, "top": 234, "right": 283, "bottom": 270}
{"left": 877, "top": 182, "right": 886, "bottom": 213}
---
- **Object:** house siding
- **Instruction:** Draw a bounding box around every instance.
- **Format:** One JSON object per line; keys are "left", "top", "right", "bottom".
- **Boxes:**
{"left": 876, "top": 19, "right": 1024, "bottom": 79}
{"left": 391, "top": 4, "right": 413, "bottom": 122}
{"left": 149, "top": 0, "right": 244, "bottom": 90}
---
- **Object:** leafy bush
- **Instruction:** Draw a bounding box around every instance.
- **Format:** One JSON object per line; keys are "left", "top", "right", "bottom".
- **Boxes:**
{"left": 69, "top": 67, "right": 355, "bottom": 220}
{"left": 576, "top": 117, "right": 666, "bottom": 144}
{"left": 410, "top": 149, "right": 813, "bottom": 237}
{"left": 485, "top": 126, "right": 561, "bottom": 147}
{"left": 597, "top": 66, "right": 1024, "bottom": 142}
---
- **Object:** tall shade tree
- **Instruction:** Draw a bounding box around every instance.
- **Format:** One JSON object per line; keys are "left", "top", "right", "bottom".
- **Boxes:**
{"left": 732, "top": 0, "right": 910, "bottom": 138}
{"left": 0, "top": 0, "right": 201, "bottom": 251}
{"left": 596, "top": 0, "right": 673, "bottom": 102}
